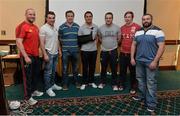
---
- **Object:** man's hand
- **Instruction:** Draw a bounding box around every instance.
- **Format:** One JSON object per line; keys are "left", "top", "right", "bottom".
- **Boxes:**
{"left": 44, "top": 54, "right": 49, "bottom": 62}
{"left": 59, "top": 51, "right": 62, "bottom": 57}
{"left": 25, "top": 56, "right": 32, "bottom": 64}
{"left": 131, "top": 58, "right": 136, "bottom": 66}
{"left": 149, "top": 60, "right": 158, "bottom": 70}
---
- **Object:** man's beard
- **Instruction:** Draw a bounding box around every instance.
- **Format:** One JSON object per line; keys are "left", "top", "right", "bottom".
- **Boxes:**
{"left": 143, "top": 22, "right": 152, "bottom": 28}
{"left": 27, "top": 19, "right": 34, "bottom": 23}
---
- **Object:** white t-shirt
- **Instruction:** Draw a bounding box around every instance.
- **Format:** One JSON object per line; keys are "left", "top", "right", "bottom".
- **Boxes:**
{"left": 39, "top": 23, "right": 59, "bottom": 54}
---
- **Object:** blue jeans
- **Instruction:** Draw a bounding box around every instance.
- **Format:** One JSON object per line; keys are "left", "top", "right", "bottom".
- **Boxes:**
{"left": 62, "top": 50, "right": 79, "bottom": 86}
{"left": 100, "top": 49, "right": 118, "bottom": 85}
{"left": 44, "top": 52, "right": 58, "bottom": 90}
{"left": 136, "top": 61, "right": 158, "bottom": 109}
{"left": 81, "top": 50, "right": 97, "bottom": 84}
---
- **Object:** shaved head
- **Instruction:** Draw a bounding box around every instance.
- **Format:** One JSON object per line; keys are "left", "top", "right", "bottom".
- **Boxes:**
{"left": 25, "top": 8, "right": 36, "bottom": 23}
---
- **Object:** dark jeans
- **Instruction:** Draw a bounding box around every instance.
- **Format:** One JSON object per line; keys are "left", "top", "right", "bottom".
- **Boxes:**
{"left": 20, "top": 56, "right": 41, "bottom": 99}
{"left": 119, "top": 52, "right": 137, "bottom": 89}
{"left": 62, "top": 50, "right": 79, "bottom": 86}
{"left": 100, "top": 49, "right": 118, "bottom": 86}
{"left": 81, "top": 50, "right": 97, "bottom": 84}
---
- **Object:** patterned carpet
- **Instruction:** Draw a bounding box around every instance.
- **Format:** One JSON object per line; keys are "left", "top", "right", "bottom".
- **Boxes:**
{"left": 10, "top": 89, "right": 180, "bottom": 115}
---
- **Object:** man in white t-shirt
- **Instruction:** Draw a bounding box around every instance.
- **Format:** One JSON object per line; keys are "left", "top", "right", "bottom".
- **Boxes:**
{"left": 39, "top": 11, "right": 62, "bottom": 97}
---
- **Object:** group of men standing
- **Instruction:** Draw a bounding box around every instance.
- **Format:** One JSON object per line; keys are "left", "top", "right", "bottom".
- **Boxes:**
{"left": 15, "top": 8, "right": 165, "bottom": 113}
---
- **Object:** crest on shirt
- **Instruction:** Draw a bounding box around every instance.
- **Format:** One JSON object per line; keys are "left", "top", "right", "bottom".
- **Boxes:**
{"left": 131, "top": 27, "right": 136, "bottom": 33}
{"left": 29, "top": 29, "right": 33, "bottom": 32}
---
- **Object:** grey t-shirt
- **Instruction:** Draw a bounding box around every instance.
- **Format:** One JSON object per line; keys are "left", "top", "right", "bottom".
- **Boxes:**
{"left": 98, "top": 24, "right": 120, "bottom": 51}
{"left": 78, "top": 23, "right": 98, "bottom": 51}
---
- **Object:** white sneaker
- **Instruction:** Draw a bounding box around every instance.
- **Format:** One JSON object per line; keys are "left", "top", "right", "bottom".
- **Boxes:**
{"left": 98, "top": 84, "right": 104, "bottom": 89}
{"left": 113, "top": 86, "right": 118, "bottom": 91}
{"left": 32, "top": 90, "right": 44, "bottom": 97}
{"left": 28, "top": 97, "right": 37, "bottom": 105}
{"left": 80, "top": 84, "right": 86, "bottom": 90}
{"left": 51, "top": 84, "right": 62, "bottom": 90}
{"left": 46, "top": 88, "right": 56, "bottom": 97}
{"left": 89, "top": 83, "right": 97, "bottom": 88}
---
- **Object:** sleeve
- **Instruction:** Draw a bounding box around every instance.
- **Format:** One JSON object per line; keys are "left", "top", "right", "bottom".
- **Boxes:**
{"left": 39, "top": 27, "right": 46, "bottom": 39}
{"left": 134, "top": 31, "right": 138, "bottom": 42}
{"left": 97, "top": 28, "right": 102, "bottom": 38}
{"left": 117, "top": 27, "right": 121, "bottom": 40}
{"left": 16, "top": 25, "right": 26, "bottom": 39}
{"left": 78, "top": 27, "right": 83, "bottom": 36}
{"left": 93, "top": 26, "right": 98, "bottom": 39}
{"left": 156, "top": 30, "right": 165, "bottom": 42}
{"left": 58, "top": 26, "right": 63, "bottom": 41}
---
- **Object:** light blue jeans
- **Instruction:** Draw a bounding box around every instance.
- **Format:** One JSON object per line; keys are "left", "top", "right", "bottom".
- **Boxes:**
{"left": 44, "top": 51, "right": 58, "bottom": 90}
{"left": 136, "top": 61, "right": 158, "bottom": 109}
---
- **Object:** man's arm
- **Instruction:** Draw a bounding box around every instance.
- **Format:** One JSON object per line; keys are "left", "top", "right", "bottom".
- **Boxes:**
{"left": 149, "top": 42, "right": 165, "bottom": 70}
{"left": 58, "top": 39, "right": 62, "bottom": 57}
{"left": 16, "top": 38, "right": 31, "bottom": 64}
{"left": 39, "top": 36, "right": 49, "bottom": 62}
{"left": 130, "top": 40, "right": 137, "bottom": 65}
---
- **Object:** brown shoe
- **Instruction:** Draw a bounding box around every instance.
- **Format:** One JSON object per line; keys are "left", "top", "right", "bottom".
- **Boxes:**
{"left": 63, "top": 85, "right": 68, "bottom": 90}
{"left": 76, "top": 82, "right": 81, "bottom": 89}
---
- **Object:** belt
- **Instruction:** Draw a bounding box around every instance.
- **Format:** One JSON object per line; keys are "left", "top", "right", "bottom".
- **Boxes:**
{"left": 120, "top": 52, "right": 130, "bottom": 57}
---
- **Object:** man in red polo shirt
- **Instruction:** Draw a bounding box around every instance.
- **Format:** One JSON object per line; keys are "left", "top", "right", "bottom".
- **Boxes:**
{"left": 118, "top": 11, "right": 141, "bottom": 94}
{"left": 16, "top": 8, "right": 43, "bottom": 105}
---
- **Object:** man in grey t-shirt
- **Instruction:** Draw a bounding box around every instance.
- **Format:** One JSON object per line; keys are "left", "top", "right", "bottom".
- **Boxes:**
{"left": 98, "top": 12, "right": 120, "bottom": 91}
{"left": 78, "top": 11, "right": 98, "bottom": 90}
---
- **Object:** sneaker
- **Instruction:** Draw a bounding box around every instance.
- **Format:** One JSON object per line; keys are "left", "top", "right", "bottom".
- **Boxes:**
{"left": 51, "top": 84, "right": 62, "bottom": 90}
{"left": 28, "top": 97, "right": 37, "bottom": 105}
{"left": 89, "top": 83, "right": 97, "bottom": 88}
{"left": 63, "top": 85, "right": 69, "bottom": 91}
{"left": 80, "top": 84, "right": 86, "bottom": 90}
{"left": 32, "top": 90, "right": 44, "bottom": 97}
{"left": 118, "top": 86, "right": 124, "bottom": 91}
{"left": 130, "top": 89, "right": 136, "bottom": 94}
{"left": 98, "top": 83, "right": 105, "bottom": 89}
{"left": 147, "top": 107, "right": 155, "bottom": 112}
{"left": 46, "top": 88, "right": 56, "bottom": 97}
{"left": 132, "top": 96, "right": 143, "bottom": 101}
{"left": 113, "top": 86, "right": 118, "bottom": 91}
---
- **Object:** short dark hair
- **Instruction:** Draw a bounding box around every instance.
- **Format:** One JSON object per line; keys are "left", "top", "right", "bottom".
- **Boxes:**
{"left": 105, "top": 12, "right": 113, "bottom": 19}
{"left": 46, "top": 11, "right": 55, "bottom": 18}
{"left": 84, "top": 11, "right": 93, "bottom": 18}
{"left": 124, "top": 11, "right": 134, "bottom": 18}
{"left": 65, "top": 10, "right": 74, "bottom": 17}
{"left": 143, "top": 13, "right": 153, "bottom": 20}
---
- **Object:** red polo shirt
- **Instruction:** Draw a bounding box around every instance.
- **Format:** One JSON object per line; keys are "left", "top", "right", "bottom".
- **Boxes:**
{"left": 16, "top": 21, "right": 39, "bottom": 56}
{"left": 120, "top": 23, "right": 141, "bottom": 53}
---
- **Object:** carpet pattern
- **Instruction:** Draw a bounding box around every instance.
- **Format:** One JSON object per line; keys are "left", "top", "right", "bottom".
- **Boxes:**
{"left": 10, "top": 89, "right": 180, "bottom": 115}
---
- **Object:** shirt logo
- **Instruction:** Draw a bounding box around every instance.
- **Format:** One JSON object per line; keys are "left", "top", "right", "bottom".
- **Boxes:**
{"left": 29, "top": 29, "right": 33, "bottom": 32}
{"left": 131, "top": 27, "right": 136, "bottom": 33}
